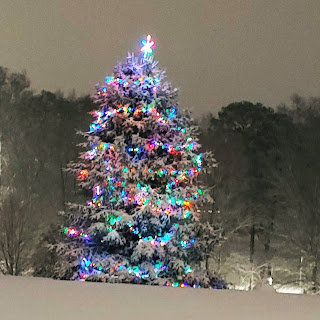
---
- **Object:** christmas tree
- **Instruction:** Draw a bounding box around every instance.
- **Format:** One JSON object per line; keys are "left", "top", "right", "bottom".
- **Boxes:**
{"left": 58, "top": 35, "right": 219, "bottom": 287}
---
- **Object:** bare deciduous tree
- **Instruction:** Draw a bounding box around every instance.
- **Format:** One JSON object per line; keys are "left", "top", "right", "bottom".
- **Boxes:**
{"left": 0, "top": 188, "right": 29, "bottom": 275}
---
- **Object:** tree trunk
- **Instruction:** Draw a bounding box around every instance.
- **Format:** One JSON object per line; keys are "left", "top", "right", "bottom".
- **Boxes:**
{"left": 249, "top": 224, "right": 255, "bottom": 290}
{"left": 262, "top": 220, "right": 274, "bottom": 280}
{"left": 205, "top": 254, "right": 209, "bottom": 272}
{"left": 298, "top": 256, "right": 302, "bottom": 286}
{"left": 250, "top": 224, "right": 255, "bottom": 263}
{"left": 312, "top": 259, "right": 318, "bottom": 293}
{"left": 218, "top": 248, "right": 221, "bottom": 271}
{"left": 60, "top": 165, "right": 66, "bottom": 212}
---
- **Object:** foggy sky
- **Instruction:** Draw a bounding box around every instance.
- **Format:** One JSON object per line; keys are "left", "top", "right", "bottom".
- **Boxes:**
{"left": 1, "top": 0, "right": 319, "bottom": 115}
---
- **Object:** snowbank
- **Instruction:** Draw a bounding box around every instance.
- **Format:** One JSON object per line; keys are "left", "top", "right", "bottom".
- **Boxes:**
{"left": 274, "top": 284, "right": 305, "bottom": 294}
{"left": 0, "top": 276, "right": 319, "bottom": 320}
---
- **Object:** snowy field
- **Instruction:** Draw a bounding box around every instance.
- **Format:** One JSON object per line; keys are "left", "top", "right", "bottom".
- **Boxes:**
{"left": 0, "top": 276, "right": 319, "bottom": 320}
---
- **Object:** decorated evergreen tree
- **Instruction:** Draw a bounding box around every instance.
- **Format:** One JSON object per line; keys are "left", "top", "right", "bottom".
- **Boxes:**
{"left": 57, "top": 36, "right": 219, "bottom": 287}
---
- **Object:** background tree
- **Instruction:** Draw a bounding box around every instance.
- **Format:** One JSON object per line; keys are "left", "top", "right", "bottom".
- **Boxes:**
{"left": 0, "top": 67, "right": 92, "bottom": 274}
{"left": 277, "top": 94, "right": 320, "bottom": 292}
{"left": 0, "top": 187, "right": 31, "bottom": 275}
{"left": 200, "top": 101, "right": 295, "bottom": 289}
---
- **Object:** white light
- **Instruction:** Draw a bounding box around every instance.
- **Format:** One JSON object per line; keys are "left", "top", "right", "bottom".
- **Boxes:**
{"left": 140, "top": 35, "right": 155, "bottom": 59}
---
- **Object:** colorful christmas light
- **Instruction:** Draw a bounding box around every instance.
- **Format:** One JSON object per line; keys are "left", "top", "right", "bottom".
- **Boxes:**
{"left": 63, "top": 35, "right": 214, "bottom": 288}
{"left": 64, "top": 227, "right": 90, "bottom": 240}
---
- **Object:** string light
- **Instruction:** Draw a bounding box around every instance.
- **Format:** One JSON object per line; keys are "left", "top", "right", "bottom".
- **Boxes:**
{"left": 66, "top": 35, "right": 211, "bottom": 288}
{"left": 78, "top": 170, "right": 88, "bottom": 180}
{"left": 89, "top": 104, "right": 178, "bottom": 133}
{"left": 64, "top": 227, "right": 90, "bottom": 240}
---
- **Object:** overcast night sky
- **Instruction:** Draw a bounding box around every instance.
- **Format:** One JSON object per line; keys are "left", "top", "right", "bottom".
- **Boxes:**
{"left": 1, "top": 0, "right": 320, "bottom": 115}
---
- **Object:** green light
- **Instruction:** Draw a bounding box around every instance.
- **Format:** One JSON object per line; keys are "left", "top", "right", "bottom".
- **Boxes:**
{"left": 185, "top": 266, "right": 192, "bottom": 274}
{"left": 163, "top": 233, "right": 171, "bottom": 241}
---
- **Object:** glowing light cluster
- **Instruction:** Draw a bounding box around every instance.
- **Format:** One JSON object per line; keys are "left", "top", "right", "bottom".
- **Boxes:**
{"left": 106, "top": 177, "right": 126, "bottom": 188}
{"left": 82, "top": 171, "right": 203, "bottom": 216}
{"left": 64, "top": 227, "right": 90, "bottom": 240}
{"left": 87, "top": 185, "right": 104, "bottom": 207}
{"left": 89, "top": 104, "right": 177, "bottom": 133}
{"left": 78, "top": 170, "right": 88, "bottom": 180}
{"left": 107, "top": 215, "right": 122, "bottom": 232}
{"left": 143, "top": 232, "right": 172, "bottom": 247}
{"left": 179, "top": 238, "right": 196, "bottom": 249}
{"left": 84, "top": 174, "right": 202, "bottom": 215}
{"left": 80, "top": 259, "right": 168, "bottom": 280}
{"left": 104, "top": 75, "right": 160, "bottom": 87}
{"left": 126, "top": 262, "right": 167, "bottom": 278}
{"left": 147, "top": 136, "right": 196, "bottom": 154}
{"left": 127, "top": 146, "right": 144, "bottom": 155}
{"left": 163, "top": 281, "right": 201, "bottom": 289}
{"left": 85, "top": 142, "right": 115, "bottom": 160}
{"left": 143, "top": 166, "right": 201, "bottom": 179}
{"left": 105, "top": 216, "right": 193, "bottom": 249}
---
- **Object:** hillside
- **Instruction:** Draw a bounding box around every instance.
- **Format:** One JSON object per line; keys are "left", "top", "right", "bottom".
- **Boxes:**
{"left": 0, "top": 276, "right": 319, "bottom": 320}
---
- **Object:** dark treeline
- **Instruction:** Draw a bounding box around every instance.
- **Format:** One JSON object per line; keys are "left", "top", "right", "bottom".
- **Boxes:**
{"left": 0, "top": 67, "right": 92, "bottom": 275}
{"left": 0, "top": 68, "right": 319, "bottom": 292}
{"left": 200, "top": 98, "right": 320, "bottom": 291}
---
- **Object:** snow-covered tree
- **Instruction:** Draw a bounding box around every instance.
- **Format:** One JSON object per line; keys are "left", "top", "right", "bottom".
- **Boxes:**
{"left": 57, "top": 35, "right": 217, "bottom": 287}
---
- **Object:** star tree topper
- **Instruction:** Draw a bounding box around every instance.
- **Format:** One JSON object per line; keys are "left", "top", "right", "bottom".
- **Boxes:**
{"left": 140, "top": 35, "right": 155, "bottom": 59}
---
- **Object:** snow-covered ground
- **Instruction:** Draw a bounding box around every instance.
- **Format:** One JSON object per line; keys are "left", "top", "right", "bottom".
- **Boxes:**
{"left": 0, "top": 276, "right": 319, "bottom": 320}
